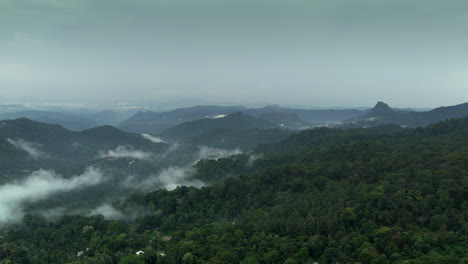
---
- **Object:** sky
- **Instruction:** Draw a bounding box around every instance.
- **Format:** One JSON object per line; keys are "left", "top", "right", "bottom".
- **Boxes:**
{"left": 1, "top": 0, "right": 468, "bottom": 108}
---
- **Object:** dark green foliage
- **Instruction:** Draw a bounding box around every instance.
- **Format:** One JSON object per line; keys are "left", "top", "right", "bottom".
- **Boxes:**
{"left": 1, "top": 117, "right": 467, "bottom": 263}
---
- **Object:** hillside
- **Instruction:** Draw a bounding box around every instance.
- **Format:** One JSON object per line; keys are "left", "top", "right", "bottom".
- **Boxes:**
{"left": 1, "top": 117, "right": 466, "bottom": 263}
{"left": 347, "top": 101, "right": 468, "bottom": 127}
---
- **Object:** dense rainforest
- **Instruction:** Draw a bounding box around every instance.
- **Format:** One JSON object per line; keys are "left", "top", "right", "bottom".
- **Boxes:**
{"left": 0, "top": 117, "right": 467, "bottom": 264}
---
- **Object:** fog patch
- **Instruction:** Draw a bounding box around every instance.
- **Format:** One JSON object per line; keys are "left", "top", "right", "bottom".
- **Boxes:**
{"left": 206, "top": 114, "right": 226, "bottom": 119}
{"left": 98, "top": 146, "right": 152, "bottom": 160}
{"left": 39, "top": 207, "right": 67, "bottom": 221}
{"left": 7, "top": 138, "right": 48, "bottom": 159}
{"left": 0, "top": 167, "right": 104, "bottom": 223}
{"left": 157, "top": 143, "right": 181, "bottom": 159}
{"left": 136, "top": 166, "right": 204, "bottom": 191}
{"left": 126, "top": 146, "right": 242, "bottom": 192}
{"left": 195, "top": 146, "right": 242, "bottom": 163}
{"left": 88, "top": 204, "right": 124, "bottom": 220}
{"left": 142, "top": 134, "right": 167, "bottom": 144}
{"left": 248, "top": 153, "right": 264, "bottom": 166}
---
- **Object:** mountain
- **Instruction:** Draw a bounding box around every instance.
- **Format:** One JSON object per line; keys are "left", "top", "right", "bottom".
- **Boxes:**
{"left": 118, "top": 105, "right": 246, "bottom": 133}
{"left": 244, "top": 105, "right": 367, "bottom": 124}
{"left": 346, "top": 101, "right": 468, "bottom": 127}
{"left": 0, "top": 110, "right": 99, "bottom": 131}
{"left": 0, "top": 118, "right": 167, "bottom": 175}
{"left": 158, "top": 112, "right": 280, "bottom": 141}
{"left": 118, "top": 105, "right": 367, "bottom": 133}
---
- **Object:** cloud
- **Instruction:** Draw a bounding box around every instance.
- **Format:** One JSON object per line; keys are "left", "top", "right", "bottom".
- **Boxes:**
{"left": 127, "top": 146, "right": 242, "bottom": 192}
{"left": 7, "top": 138, "right": 48, "bottom": 159}
{"left": 39, "top": 207, "right": 67, "bottom": 220}
{"left": 206, "top": 114, "right": 226, "bottom": 119}
{"left": 142, "top": 133, "right": 167, "bottom": 144}
{"left": 0, "top": 167, "right": 104, "bottom": 223}
{"left": 248, "top": 153, "right": 263, "bottom": 166}
{"left": 195, "top": 146, "right": 242, "bottom": 163}
{"left": 136, "top": 166, "right": 204, "bottom": 191}
{"left": 98, "top": 146, "right": 152, "bottom": 160}
{"left": 87, "top": 204, "right": 124, "bottom": 220}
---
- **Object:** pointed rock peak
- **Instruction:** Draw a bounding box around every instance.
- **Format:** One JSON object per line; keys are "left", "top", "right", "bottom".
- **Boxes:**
{"left": 371, "top": 101, "right": 393, "bottom": 112}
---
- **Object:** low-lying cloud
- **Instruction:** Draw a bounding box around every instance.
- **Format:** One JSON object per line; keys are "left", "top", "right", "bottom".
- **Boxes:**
{"left": 142, "top": 134, "right": 167, "bottom": 144}
{"left": 136, "top": 166, "right": 204, "bottom": 191}
{"left": 88, "top": 204, "right": 124, "bottom": 220}
{"left": 206, "top": 114, "right": 226, "bottom": 119}
{"left": 195, "top": 146, "right": 243, "bottom": 163}
{"left": 0, "top": 167, "right": 104, "bottom": 223}
{"left": 7, "top": 138, "right": 48, "bottom": 159}
{"left": 128, "top": 146, "right": 242, "bottom": 192}
{"left": 98, "top": 146, "right": 152, "bottom": 160}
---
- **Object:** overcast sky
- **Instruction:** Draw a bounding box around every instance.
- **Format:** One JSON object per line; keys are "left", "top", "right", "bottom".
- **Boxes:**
{"left": 1, "top": 0, "right": 468, "bottom": 108}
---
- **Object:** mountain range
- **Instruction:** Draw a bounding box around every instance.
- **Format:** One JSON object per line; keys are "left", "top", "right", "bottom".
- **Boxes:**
{"left": 346, "top": 101, "right": 468, "bottom": 127}
{"left": 117, "top": 105, "right": 367, "bottom": 133}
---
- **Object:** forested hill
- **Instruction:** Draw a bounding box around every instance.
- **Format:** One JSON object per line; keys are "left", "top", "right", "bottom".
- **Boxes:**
{"left": 1, "top": 117, "right": 467, "bottom": 264}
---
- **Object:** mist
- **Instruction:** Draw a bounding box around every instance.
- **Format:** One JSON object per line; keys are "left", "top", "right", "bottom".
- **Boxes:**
{"left": 127, "top": 146, "right": 244, "bottom": 191}
{"left": 142, "top": 134, "right": 167, "bottom": 144}
{"left": 0, "top": 167, "right": 104, "bottom": 223}
{"left": 98, "top": 146, "right": 152, "bottom": 160}
{"left": 7, "top": 138, "right": 48, "bottom": 159}
{"left": 195, "top": 146, "right": 243, "bottom": 163}
{"left": 87, "top": 204, "right": 124, "bottom": 220}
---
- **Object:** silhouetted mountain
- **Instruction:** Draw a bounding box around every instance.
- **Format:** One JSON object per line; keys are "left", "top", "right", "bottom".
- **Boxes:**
{"left": 0, "top": 110, "right": 99, "bottom": 131}
{"left": 370, "top": 101, "right": 393, "bottom": 113}
{"left": 159, "top": 112, "right": 279, "bottom": 141}
{"left": 244, "top": 105, "right": 367, "bottom": 124}
{"left": 118, "top": 105, "right": 367, "bottom": 133}
{"left": 118, "top": 105, "right": 246, "bottom": 133}
{"left": 347, "top": 101, "right": 468, "bottom": 127}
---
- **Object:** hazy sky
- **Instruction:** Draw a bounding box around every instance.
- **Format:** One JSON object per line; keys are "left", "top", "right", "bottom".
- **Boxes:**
{"left": 1, "top": 0, "right": 468, "bottom": 108}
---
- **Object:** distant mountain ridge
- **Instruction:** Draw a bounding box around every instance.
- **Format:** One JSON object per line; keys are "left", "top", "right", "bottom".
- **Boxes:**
{"left": 118, "top": 105, "right": 367, "bottom": 133}
{"left": 118, "top": 105, "right": 246, "bottom": 134}
{"left": 0, "top": 110, "right": 99, "bottom": 131}
{"left": 159, "top": 112, "right": 280, "bottom": 141}
{"left": 347, "top": 101, "right": 468, "bottom": 127}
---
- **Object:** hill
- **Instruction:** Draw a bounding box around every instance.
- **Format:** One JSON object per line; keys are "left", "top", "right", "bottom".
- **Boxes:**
{"left": 159, "top": 112, "right": 280, "bottom": 141}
